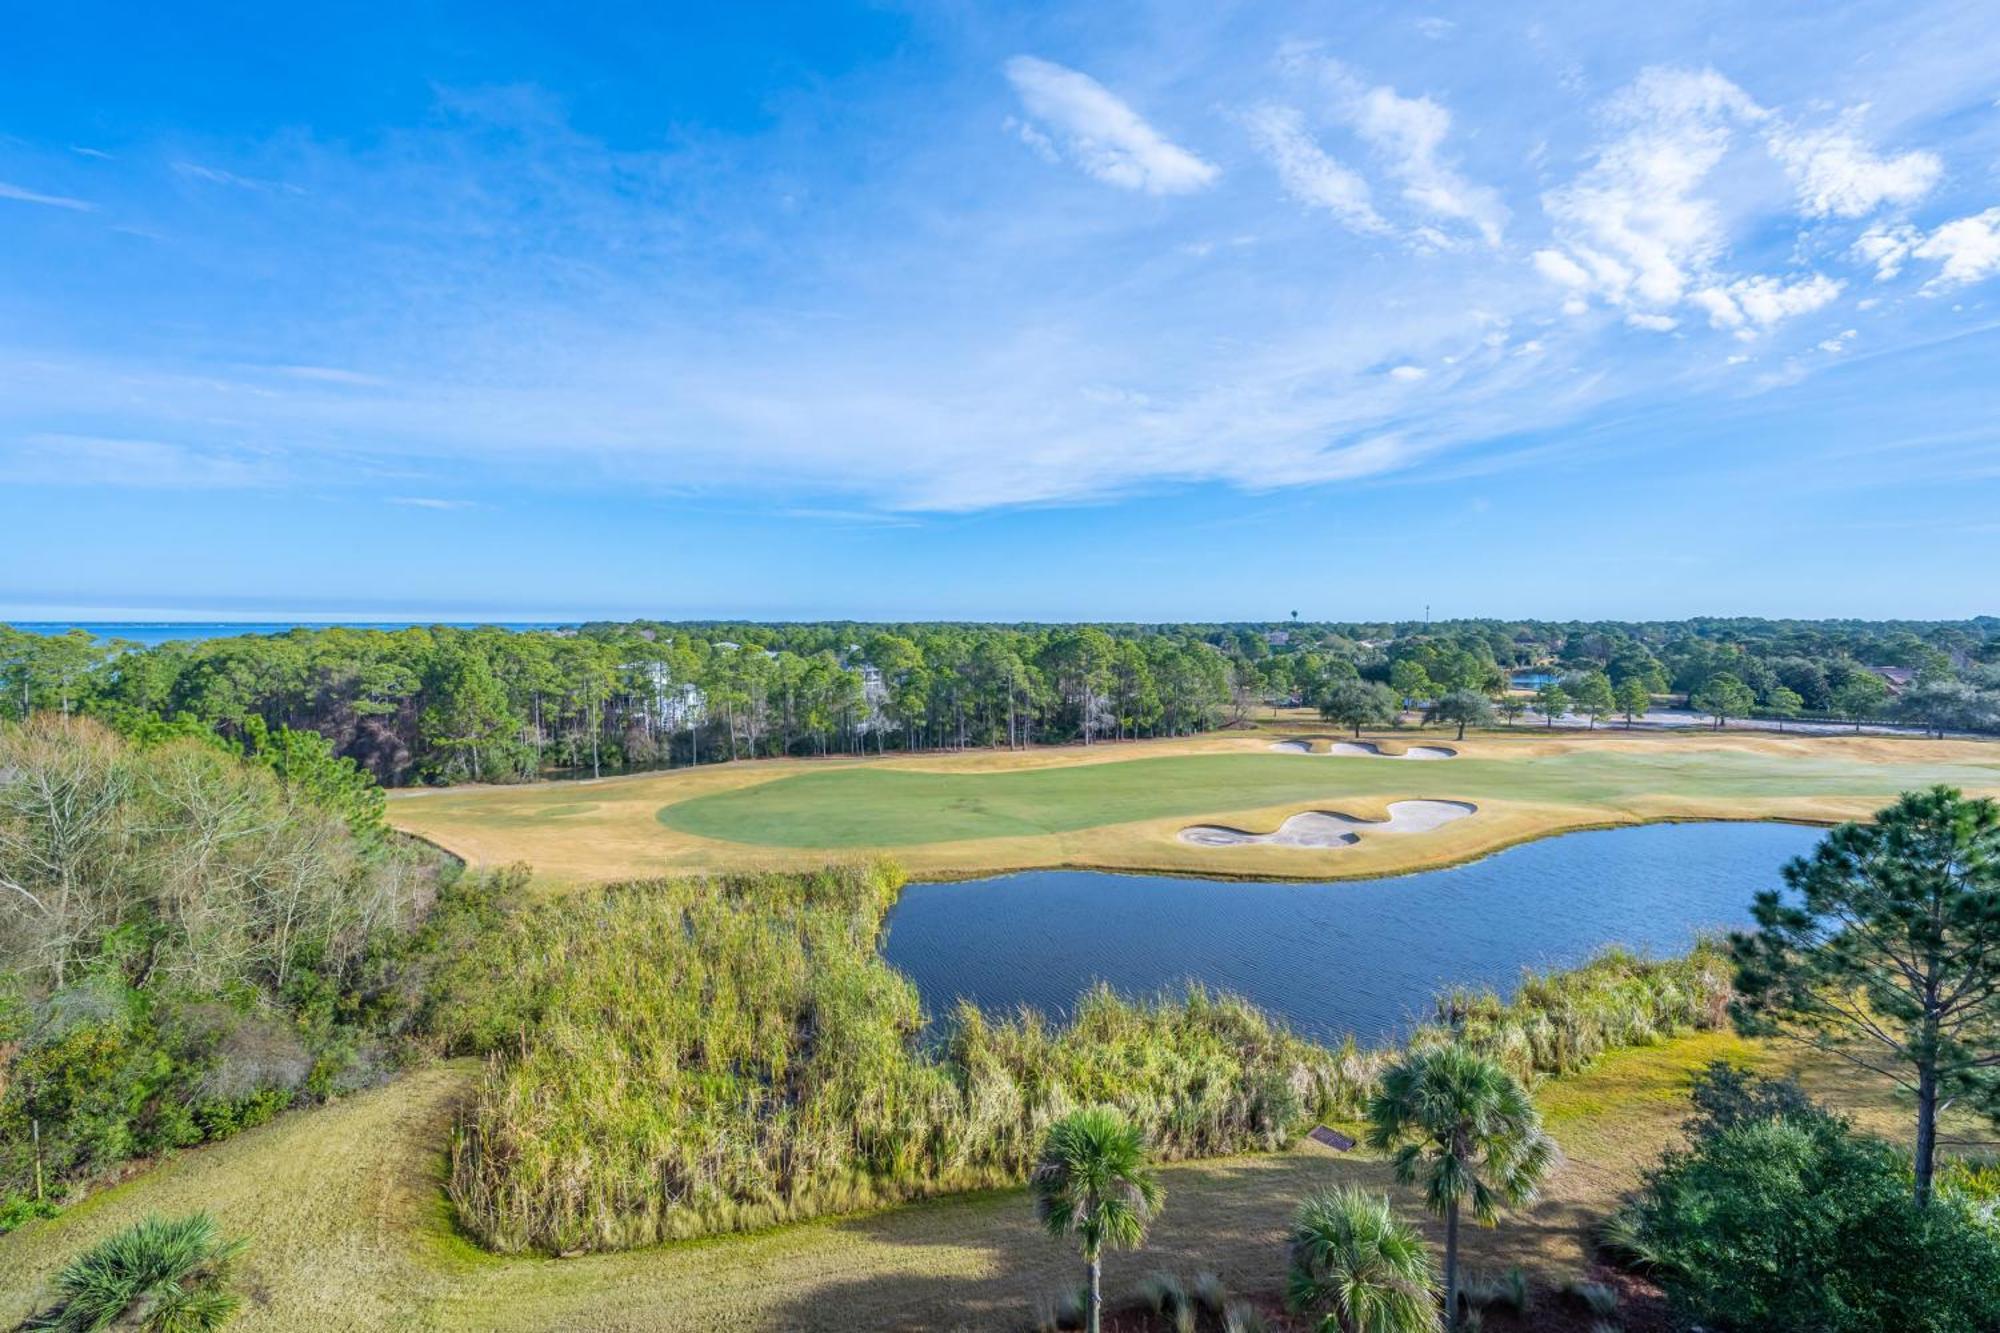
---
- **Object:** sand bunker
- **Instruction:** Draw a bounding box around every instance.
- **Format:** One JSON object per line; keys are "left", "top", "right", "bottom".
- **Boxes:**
{"left": 1179, "top": 799, "right": 1477, "bottom": 849}
{"left": 1270, "top": 739, "right": 1457, "bottom": 760}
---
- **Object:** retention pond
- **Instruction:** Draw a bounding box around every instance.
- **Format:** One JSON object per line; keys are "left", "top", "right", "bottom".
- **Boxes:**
{"left": 881, "top": 820, "right": 1821, "bottom": 1045}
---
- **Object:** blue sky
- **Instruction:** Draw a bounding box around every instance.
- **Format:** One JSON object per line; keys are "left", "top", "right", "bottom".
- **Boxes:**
{"left": 2, "top": 0, "right": 1997, "bottom": 622}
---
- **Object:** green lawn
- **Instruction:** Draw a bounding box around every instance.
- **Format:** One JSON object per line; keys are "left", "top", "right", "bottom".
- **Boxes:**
{"left": 656, "top": 749, "right": 2000, "bottom": 848}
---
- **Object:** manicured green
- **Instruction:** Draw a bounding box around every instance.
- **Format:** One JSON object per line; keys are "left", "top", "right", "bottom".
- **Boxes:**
{"left": 655, "top": 749, "right": 2000, "bottom": 848}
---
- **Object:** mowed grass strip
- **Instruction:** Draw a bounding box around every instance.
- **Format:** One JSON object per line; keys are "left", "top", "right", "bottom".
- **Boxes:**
{"left": 654, "top": 747, "right": 2000, "bottom": 848}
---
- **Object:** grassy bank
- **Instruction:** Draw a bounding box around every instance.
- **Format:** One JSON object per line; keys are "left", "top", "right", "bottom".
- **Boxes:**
{"left": 7, "top": 1028, "right": 1949, "bottom": 1332}
{"left": 437, "top": 863, "right": 1364, "bottom": 1254}
{"left": 388, "top": 729, "right": 2000, "bottom": 884}
{"left": 429, "top": 861, "right": 1737, "bottom": 1258}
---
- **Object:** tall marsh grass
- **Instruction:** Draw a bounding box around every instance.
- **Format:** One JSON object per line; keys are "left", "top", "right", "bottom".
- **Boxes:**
{"left": 1415, "top": 943, "right": 1734, "bottom": 1084}
{"left": 441, "top": 863, "right": 1734, "bottom": 1254}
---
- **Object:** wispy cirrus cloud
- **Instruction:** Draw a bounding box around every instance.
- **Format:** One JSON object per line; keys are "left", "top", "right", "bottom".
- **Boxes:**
{"left": 174, "top": 161, "right": 305, "bottom": 195}
{"left": 1242, "top": 104, "right": 1387, "bottom": 234}
{"left": 387, "top": 495, "right": 479, "bottom": 510}
{"left": 0, "top": 181, "right": 96, "bottom": 211}
{"left": 1003, "top": 55, "right": 1218, "bottom": 195}
{"left": 0, "top": 434, "right": 277, "bottom": 488}
{"left": 3, "top": 15, "right": 1997, "bottom": 531}
{"left": 1281, "top": 52, "right": 1508, "bottom": 246}
{"left": 269, "top": 365, "right": 389, "bottom": 388}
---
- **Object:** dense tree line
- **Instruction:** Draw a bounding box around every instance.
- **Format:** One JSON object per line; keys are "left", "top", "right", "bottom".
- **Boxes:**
{"left": 0, "top": 623, "right": 1236, "bottom": 786}
{"left": 0, "top": 716, "right": 443, "bottom": 1223}
{"left": 1326, "top": 616, "right": 2000, "bottom": 733}
{"left": 3, "top": 615, "right": 1998, "bottom": 788}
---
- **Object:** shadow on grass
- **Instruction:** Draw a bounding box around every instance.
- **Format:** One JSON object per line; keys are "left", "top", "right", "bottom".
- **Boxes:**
{"left": 764, "top": 1149, "right": 1619, "bottom": 1332}
{"left": 763, "top": 1154, "right": 1402, "bottom": 1331}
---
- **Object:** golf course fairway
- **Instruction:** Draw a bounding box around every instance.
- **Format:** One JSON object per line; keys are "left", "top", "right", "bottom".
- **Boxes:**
{"left": 387, "top": 729, "right": 2000, "bottom": 883}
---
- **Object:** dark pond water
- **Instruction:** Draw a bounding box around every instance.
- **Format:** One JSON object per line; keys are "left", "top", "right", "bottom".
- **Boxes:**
{"left": 881, "top": 821, "right": 1821, "bottom": 1046}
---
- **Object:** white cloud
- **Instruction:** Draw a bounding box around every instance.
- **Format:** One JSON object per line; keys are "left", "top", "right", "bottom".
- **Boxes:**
{"left": 0, "top": 284, "right": 1601, "bottom": 515}
{"left": 1817, "top": 328, "right": 1858, "bottom": 353}
{"left": 1532, "top": 249, "right": 1592, "bottom": 289}
{"left": 1535, "top": 68, "right": 1863, "bottom": 341}
{"left": 1345, "top": 79, "right": 1508, "bottom": 245}
{"left": 1279, "top": 54, "right": 1505, "bottom": 245}
{"left": 1540, "top": 67, "right": 1764, "bottom": 315}
{"left": 5, "top": 49, "right": 1980, "bottom": 524}
{"left": 1768, "top": 123, "right": 1941, "bottom": 218}
{"left": 1851, "top": 223, "right": 1921, "bottom": 279}
{"left": 1852, "top": 210, "right": 2000, "bottom": 290}
{"left": 1689, "top": 273, "right": 1843, "bottom": 330}
{"left": 1006, "top": 116, "right": 1059, "bottom": 163}
{"left": 0, "top": 181, "right": 96, "bottom": 212}
{"left": 1912, "top": 208, "right": 2000, "bottom": 290}
{"left": 1003, "top": 56, "right": 1219, "bottom": 195}
{"left": 1243, "top": 104, "right": 1388, "bottom": 234}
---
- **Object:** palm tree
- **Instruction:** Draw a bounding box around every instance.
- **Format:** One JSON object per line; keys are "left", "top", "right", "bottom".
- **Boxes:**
{"left": 23, "top": 1212, "right": 246, "bottom": 1332}
{"left": 1366, "top": 1046, "right": 1555, "bottom": 1329}
{"left": 1288, "top": 1187, "right": 1442, "bottom": 1333}
{"left": 1031, "top": 1106, "right": 1165, "bottom": 1333}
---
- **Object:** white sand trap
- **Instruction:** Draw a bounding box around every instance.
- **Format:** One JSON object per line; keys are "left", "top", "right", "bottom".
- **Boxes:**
{"left": 1179, "top": 799, "right": 1477, "bottom": 849}
{"left": 1270, "top": 740, "right": 1458, "bottom": 760}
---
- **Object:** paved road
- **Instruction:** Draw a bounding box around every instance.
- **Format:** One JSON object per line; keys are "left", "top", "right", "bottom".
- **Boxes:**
{"left": 1496, "top": 706, "right": 1967, "bottom": 739}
